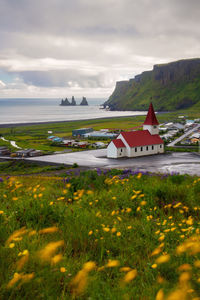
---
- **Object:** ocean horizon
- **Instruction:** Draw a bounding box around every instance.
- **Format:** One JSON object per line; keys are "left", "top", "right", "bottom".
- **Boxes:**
{"left": 0, "top": 98, "right": 147, "bottom": 125}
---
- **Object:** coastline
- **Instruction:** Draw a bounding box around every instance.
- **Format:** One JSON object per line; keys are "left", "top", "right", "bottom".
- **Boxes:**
{"left": 0, "top": 114, "right": 147, "bottom": 128}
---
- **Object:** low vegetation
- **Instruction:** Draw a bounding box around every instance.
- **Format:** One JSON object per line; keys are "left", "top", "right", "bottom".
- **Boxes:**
{"left": 0, "top": 109, "right": 199, "bottom": 153}
{"left": 0, "top": 169, "right": 200, "bottom": 299}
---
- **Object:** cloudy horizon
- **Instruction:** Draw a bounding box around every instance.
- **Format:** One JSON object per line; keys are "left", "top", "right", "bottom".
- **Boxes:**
{"left": 0, "top": 0, "right": 200, "bottom": 99}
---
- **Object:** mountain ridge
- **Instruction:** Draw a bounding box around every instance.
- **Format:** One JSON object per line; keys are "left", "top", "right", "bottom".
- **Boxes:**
{"left": 104, "top": 58, "right": 200, "bottom": 111}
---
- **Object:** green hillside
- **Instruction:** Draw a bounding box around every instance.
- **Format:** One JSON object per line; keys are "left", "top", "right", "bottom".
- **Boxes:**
{"left": 0, "top": 170, "right": 200, "bottom": 299}
{"left": 104, "top": 58, "right": 200, "bottom": 111}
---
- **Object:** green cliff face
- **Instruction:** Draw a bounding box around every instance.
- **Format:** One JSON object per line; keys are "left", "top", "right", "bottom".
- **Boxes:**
{"left": 104, "top": 58, "right": 200, "bottom": 111}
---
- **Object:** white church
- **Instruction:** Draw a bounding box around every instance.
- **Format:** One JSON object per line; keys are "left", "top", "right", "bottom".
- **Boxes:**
{"left": 107, "top": 103, "right": 164, "bottom": 158}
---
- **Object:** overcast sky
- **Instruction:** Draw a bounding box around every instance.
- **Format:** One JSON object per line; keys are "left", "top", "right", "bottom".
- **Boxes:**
{"left": 0, "top": 0, "right": 200, "bottom": 99}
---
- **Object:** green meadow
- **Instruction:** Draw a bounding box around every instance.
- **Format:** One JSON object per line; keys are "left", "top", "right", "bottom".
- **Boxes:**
{"left": 0, "top": 169, "right": 200, "bottom": 299}
{"left": 0, "top": 108, "right": 199, "bottom": 152}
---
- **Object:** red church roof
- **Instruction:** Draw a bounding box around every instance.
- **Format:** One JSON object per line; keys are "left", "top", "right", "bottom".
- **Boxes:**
{"left": 143, "top": 102, "right": 159, "bottom": 125}
{"left": 112, "top": 139, "right": 126, "bottom": 148}
{"left": 120, "top": 130, "right": 163, "bottom": 147}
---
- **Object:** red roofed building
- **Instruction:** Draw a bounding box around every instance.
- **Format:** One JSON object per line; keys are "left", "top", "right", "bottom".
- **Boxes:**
{"left": 107, "top": 103, "right": 164, "bottom": 158}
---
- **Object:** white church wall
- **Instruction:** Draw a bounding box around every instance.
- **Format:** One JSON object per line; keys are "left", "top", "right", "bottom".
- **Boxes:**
{"left": 143, "top": 125, "right": 159, "bottom": 135}
{"left": 129, "top": 144, "right": 164, "bottom": 157}
{"left": 107, "top": 142, "right": 127, "bottom": 158}
{"left": 117, "top": 134, "right": 131, "bottom": 157}
{"left": 107, "top": 142, "right": 118, "bottom": 158}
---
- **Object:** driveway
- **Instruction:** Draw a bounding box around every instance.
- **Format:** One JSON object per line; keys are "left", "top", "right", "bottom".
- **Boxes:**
{"left": 27, "top": 149, "right": 200, "bottom": 176}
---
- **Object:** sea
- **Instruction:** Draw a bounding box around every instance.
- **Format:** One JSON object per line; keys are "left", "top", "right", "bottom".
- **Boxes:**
{"left": 0, "top": 98, "right": 147, "bottom": 125}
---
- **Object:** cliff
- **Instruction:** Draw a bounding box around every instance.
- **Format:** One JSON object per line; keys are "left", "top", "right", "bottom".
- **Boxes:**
{"left": 104, "top": 58, "right": 200, "bottom": 111}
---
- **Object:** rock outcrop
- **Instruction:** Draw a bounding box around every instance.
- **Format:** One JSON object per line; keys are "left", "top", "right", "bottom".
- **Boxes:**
{"left": 80, "top": 97, "right": 88, "bottom": 106}
{"left": 60, "top": 96, "right": 76, "bottom": 106}
{"left": 104, "top": 58, "right": 200, "bottom": 111}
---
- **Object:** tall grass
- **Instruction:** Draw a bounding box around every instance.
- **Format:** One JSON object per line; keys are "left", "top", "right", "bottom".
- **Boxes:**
{"left": 0, "top": 170, "right": 200, "bottom": 299}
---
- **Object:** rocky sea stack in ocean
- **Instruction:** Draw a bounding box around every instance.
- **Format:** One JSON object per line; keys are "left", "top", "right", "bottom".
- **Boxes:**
{"left": 104, "top": 58, "right": 200, "bottom": 111}
{"left": 80, "top": 97, "right": 88, "bottom": 106}
{"left": 60, "top": 96, "right": 88, "bottom": 106}
{"left": 60, "top": 96, "right": 76, "bottom": 106}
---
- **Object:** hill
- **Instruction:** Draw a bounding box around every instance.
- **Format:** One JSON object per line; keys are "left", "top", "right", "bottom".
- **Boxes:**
{"left": 0, "top": 169, "right": 200, "bottom": 299}
{"left": 104, "top": 58, "right": 200, "bottom": 111}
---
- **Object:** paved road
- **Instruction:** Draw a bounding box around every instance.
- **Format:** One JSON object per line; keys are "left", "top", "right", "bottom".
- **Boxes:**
{"left": 167, "top": 124, "right": 200, "bottom": 147}
{"left": 27, "top": 150, "right": 200, "bottom": 176}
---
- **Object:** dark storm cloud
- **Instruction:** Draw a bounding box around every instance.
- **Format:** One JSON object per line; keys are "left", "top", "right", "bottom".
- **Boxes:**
{"left": 0, "top": 0, "right": 200, "bottom": 96}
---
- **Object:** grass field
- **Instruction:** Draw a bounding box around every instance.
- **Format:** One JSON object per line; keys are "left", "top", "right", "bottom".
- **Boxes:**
{"left": 0, "top": 169, "right": 200, "bottom": 299}
{"left": 0, "top": 108, "right": 199, "bottom": 153}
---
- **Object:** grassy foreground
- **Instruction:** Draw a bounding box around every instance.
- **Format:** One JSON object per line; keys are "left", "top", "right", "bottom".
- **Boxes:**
{"left": 0, "top": 169, "right": 200, "bottom": 299}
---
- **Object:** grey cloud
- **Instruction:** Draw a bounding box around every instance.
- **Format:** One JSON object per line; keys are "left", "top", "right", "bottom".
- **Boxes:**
{"left": 0, "top": 0, "right": 200, "bottom": 97}
{"left": 19, "top": 70, "right": 111, "bottom": 89}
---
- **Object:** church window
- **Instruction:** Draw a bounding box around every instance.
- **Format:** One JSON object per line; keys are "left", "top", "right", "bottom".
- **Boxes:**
{"left": 141, "top": 147, "right": 143, "bottom": 151}
{"left": 146, "top": 146, "right": 148, "bottom": 150}
{"left": 152, "top": 145, "right": 154, "bottom": 150}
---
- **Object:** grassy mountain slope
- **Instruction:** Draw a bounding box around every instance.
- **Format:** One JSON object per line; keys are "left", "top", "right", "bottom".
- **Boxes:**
{"left": 104, "top": 58, "right": 200, "bottom": 111}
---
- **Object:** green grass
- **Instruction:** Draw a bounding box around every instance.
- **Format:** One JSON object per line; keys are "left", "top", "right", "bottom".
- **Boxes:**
{"left": 0, "top": 110, "right": 199, "bottom": 152}
{"left": 0, "top": 160, "right": 66, "bottom": 175}
{"left": 0, "top": 170, "right": 200, "bottom": 299}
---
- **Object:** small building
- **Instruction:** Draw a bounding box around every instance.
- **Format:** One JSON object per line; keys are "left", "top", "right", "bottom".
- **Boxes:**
{"left": 29, "top": 150, "right": 43, "bottom": 157}
{"left": 51, "top": 137, "right": 63, "bottom": 143}
{"left": 16, "top": 149, "right": 35, "bottom": 157}
{"left": 0, "top": 146, "right": 10, "bottom": 155}
{"left": 72, "top": 128, "right": 93, "bottom": 137}
{"left": 83, "top": 131, "right": 117, "bottom": 139}
{"left": 107, "top": 103, "right": 164, "bottom": 158}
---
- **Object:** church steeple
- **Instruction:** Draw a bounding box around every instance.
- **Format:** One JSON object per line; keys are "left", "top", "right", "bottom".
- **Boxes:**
{"left": 143, "top": 103, "right": 159, "bottom": 135}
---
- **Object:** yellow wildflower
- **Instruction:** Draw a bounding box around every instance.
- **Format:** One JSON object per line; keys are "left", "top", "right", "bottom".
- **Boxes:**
{"left": 155, "top": 254, "right": 170, "bottom": 264}
{"left": 178, "top": 264, "right": 192, "bottom": 271}
{"left": 12, "top": 197, "right": 18, "bottom": 201}
{"left": 88, "top": 230, "right": 93, "bottom": 235}
{"left": 103, "top": 227, "right": 110, "bottom": 232}
{"left": 151, "top": 247, "right": 162, "bottom": 257}
{"left": 116, "top": 232, "right": 121, "bottom": 237}
{"left": 156, "top": 289, "right": 164, "bottom": 300}
{"left": 51, "top": 254, "right": 63, "bottom": 265}
{"left": 194, "top": 260, "right": 200, "bottom": 268}
{"left": 122, "top": 269, "right": 137, "bottom": 283}
{"left": 111, "top": 228, "right": 117, "bottom": 233}
{"left": 0, "top": 210, "right": 4, "bottom": 214}
{"left": 141, "top": 201, "right": 146, "bottom": 206}
{"left": 179, "top": 272, "right": 191, "bottom": 284}
{"left": 7, "top": 272, "right": 22, "bottom": 288}
{"left": 106, "top": 260, "right": 120, "bottom": 268}
{"left": 16, "top": 253, "right": 29, "bottom": 271}
{"left": 9, "top": 243, "right": 15, "bottom": 248}
{"left": 151, "top": 264, "right": 157, "bottom": 269}
{"left": 60, "top": 267, "right": 66, "bottom": 273}
{"left": 38, "top": 240, "right": 64, "bottom": 262}
{"left": 83, "top": 261, "right": 96, "bottom": 272}
{"left": 28, "top": 230, "right": 37, "bottom": 237}
{"left": 38, "top": 226, "right": 59, "bottom": 234}
{"left": 158, "top": 235, "right": 165, "bottom": 242}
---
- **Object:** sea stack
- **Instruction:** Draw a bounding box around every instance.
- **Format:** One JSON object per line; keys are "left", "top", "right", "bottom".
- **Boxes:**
{"left": 80, "top": 97, "right": 88, "bottom": 106}
{"left": 60, "top": 98, "right": 71, "bottom": 106}
{"left": 71, "top": 96, "right": 76, "bottom": 106}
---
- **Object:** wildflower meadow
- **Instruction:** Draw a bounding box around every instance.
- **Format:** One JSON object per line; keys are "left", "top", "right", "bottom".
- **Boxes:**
{"left": 0, "top": 169, "right": 200, "bottom": 299}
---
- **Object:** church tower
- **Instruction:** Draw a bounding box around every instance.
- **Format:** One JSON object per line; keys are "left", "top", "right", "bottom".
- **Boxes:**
{"left": 143, "top": 103, "right": 159, "bottom": 135}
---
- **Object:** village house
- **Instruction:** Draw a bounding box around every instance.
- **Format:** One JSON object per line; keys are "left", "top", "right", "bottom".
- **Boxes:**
{"left": 107, "top": 103, "right": 164, "bottom": 158}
